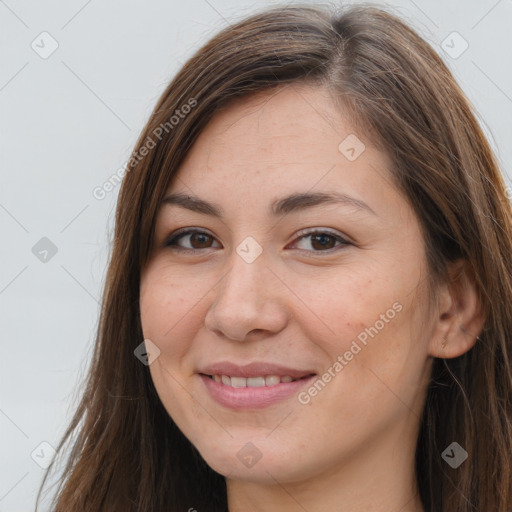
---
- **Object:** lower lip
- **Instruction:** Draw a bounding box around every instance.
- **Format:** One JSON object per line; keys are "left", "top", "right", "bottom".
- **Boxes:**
{"left": 199, "top": 374, "right": 316, "bottom": 409}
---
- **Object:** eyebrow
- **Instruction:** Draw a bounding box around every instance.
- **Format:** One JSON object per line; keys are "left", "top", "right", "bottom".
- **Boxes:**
{"left": 161, "top": 191, "right": 377, "bottom": 217}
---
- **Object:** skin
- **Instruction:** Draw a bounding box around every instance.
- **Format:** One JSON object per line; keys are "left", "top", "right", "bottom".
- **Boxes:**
{"left": 139, "top": 83, "right": 484, "bottom": 511}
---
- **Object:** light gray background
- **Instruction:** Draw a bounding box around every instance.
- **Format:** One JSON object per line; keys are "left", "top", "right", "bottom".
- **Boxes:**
{"left": 1, "top": 0, "right": 511, "bottom": 510}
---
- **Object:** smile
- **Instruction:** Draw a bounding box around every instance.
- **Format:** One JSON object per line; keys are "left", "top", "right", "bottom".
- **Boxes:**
{"left": 207, "top": 374, "right": 300, "bottom": 387}
{"left": 199, "top": 373, "right": 316, "bottom": 409}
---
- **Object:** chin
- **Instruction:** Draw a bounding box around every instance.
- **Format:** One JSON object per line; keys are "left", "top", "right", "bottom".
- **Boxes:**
{"left": 191, "top": 434, "right": 315, "bottom": 484}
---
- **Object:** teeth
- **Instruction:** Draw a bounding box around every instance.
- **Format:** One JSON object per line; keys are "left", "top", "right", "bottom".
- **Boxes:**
{"left": 210, "top": 375, "right": 300, "bottom": 387}
{"left": 230, "top": 376, "right": 246, "bottom": 388}
{"left": 265, "top": 375, "right": 280, "bottom": 386}
{"left": 247, "top": 376, "right": 266, "bottom": 387}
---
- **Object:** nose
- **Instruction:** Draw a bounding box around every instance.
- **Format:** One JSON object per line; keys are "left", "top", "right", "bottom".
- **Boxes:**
{"left": 203, "top": 249, "right": 289, "bottom": 342}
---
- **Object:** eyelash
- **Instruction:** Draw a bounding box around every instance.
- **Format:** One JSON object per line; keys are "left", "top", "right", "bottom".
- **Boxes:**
{"left": 163, "top": 228, "right": 351, "bottom": 255}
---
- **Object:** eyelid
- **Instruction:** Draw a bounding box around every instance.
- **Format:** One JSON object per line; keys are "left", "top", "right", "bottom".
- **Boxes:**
{"left": 167, "top": 227, "right": 213, "bottom": 239}
{"left": 292, "top": 227, "right": 350, "bottom": 243}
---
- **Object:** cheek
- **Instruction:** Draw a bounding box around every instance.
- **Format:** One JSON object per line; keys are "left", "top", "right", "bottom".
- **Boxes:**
{"left": 139, "top": 265, "right": 211, "bottom": 422}
{"left": 292, "top": 257, "right": 426, "bottom": 404}
{"left": 288, "top": 259, "right": 404, "bottom": 343}
{"left": 139, "top": 264, "right": 211, "bottom": 351}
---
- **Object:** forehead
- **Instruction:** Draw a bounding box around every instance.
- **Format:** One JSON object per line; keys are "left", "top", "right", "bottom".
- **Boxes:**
{"left": 165, "top": 84, "right": 403, "bottom": 221}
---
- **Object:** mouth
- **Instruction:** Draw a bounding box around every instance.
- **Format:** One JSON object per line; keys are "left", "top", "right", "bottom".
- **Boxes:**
{"left": 198, "top": 372, "right": 317, "bottom": 409}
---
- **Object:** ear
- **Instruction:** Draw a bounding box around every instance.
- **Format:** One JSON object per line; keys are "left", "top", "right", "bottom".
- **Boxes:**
{"left": 428, "top": 259, "right": 485, "bottom": 359}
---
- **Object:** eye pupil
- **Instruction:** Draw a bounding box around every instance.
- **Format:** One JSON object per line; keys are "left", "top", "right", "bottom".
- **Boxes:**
{"left": 311, "top": 234, "right": 335, "bottom": 250}
{"left": 191, "top": 233, "right": 211, "bottom": 248}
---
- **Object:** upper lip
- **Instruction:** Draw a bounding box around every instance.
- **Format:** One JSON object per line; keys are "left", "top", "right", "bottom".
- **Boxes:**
{"left": 198, "top": 361, "right": 316, "bottom": 379}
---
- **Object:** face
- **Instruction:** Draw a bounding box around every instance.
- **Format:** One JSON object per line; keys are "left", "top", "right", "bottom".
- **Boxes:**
{"left": 139, "top": 84, "right": 434, "bottom": 485}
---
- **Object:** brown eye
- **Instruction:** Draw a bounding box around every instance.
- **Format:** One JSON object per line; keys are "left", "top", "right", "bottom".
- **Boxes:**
{"left": 164, "top": 230, "right": 221, "bottom": 251}
{"left": 310, "top": 233, "right": 337, "bottom": 250}
{"left": 188, "top": 232, "right": 214, "bottom": 248}
{"left": 290, "top": 229, "right": 350, "bottom": 252}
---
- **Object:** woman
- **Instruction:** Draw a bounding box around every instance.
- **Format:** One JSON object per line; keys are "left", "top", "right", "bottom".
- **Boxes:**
{"left": 36, "top": 3, "right": 512, "bottom": 511}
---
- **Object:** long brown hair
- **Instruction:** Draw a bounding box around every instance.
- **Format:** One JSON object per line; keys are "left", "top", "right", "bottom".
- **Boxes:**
{"left": 36, "top": 3, "right": 512, "bottom": 510}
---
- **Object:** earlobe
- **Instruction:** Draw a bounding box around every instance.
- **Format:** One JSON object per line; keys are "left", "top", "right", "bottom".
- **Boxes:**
{"left": 428, "top": 259, "right": 485, "bottom": 359}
